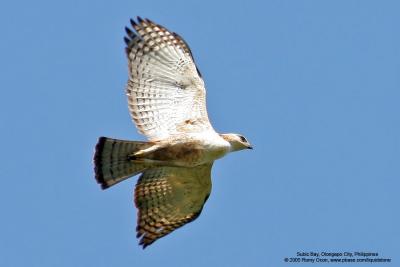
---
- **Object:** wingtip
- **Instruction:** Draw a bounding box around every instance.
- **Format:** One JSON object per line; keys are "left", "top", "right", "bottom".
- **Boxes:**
{"left": 130, "top": 18, "right": 137, "bottom": 28}
{"left": 145, "top": 18, "right": 154, "bottom": 24}
{"left": 125, "top": 26, "right": 133, "bottom": 35}
{"left": 139, "top": 238, "right": 152, "bottom": 249}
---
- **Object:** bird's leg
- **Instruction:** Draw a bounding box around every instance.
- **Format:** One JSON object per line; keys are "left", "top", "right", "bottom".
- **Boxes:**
{"left": 129, "top": 144, "right": 163, "bottom": 158}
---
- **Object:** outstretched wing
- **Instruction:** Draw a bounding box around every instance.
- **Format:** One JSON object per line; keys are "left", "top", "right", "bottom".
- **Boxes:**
{"left": 124, "top": 17, "right": 214, "bottom": 141}
{"left": 134, "top": 163, "right": 213, "bottom": 248}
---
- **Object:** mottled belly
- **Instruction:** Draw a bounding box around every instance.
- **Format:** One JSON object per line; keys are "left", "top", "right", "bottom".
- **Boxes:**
{"left": 148, "top": 143, "right": 227, "bottom": 167}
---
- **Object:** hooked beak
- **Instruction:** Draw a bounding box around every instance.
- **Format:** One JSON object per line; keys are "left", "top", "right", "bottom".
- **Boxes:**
{"left": 248, "top": 145, "right": 253, "bottom": 150}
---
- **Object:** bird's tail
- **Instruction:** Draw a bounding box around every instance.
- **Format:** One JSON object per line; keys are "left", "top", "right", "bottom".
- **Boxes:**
{"left": 93, "top": 137, "right": 154, "bottom": 189}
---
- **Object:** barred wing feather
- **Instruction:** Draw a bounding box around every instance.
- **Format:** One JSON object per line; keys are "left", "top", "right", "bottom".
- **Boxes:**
{"left": 125, "top": 18, "right": 213, "bottom": 141}
{"left": 134, "top": 163, "right": 213, "bottom": 248}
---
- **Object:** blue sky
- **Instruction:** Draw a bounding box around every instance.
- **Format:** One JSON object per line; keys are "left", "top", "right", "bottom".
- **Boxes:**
{"left": 1, "top": 0, "right": 399, "bottom": 266}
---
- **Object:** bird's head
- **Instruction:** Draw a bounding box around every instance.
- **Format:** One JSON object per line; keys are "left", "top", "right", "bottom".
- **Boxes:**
{"left": 220, "top": 133, "right": 253, "bottom": 152}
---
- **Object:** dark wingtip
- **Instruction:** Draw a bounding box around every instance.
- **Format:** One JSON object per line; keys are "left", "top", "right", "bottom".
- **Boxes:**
{"left": 137, "top": 16, "right": 144, "bottom": 23}
{"left": 139, "top": 238, "right": 153, "bottom": 249}
{"left": 94, "top": 137, "right": 109, "bottom": 190}
{"left": 136, "top": 229, "right": 155, "bottom": 249}
{"left": 130, "top": 18, "right": 137, "bottom": 28}
{"left": 125, "top": 26, "right": 133, "bottom": 36}
{"left": 145, "top": 18, "right": 154, "bottom": 24}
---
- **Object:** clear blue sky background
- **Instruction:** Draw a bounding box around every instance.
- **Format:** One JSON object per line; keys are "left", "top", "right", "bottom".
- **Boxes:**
{"left": 0, "top": 1, "right": 398, "bottom": 266}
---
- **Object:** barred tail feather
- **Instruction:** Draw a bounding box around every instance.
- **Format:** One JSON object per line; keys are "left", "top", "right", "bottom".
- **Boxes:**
{"left": 94, "top": 137, "right": 153, "bottom": 189}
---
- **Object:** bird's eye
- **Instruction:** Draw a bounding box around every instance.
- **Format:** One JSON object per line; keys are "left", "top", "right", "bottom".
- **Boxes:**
{"left": 239, "top": 135, "right": 247, "bottom": 143}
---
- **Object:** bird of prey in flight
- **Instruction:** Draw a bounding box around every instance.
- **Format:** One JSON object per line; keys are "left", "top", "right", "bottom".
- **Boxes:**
{"left": 94, "top": 17, "right": 252, "bottom": 248}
